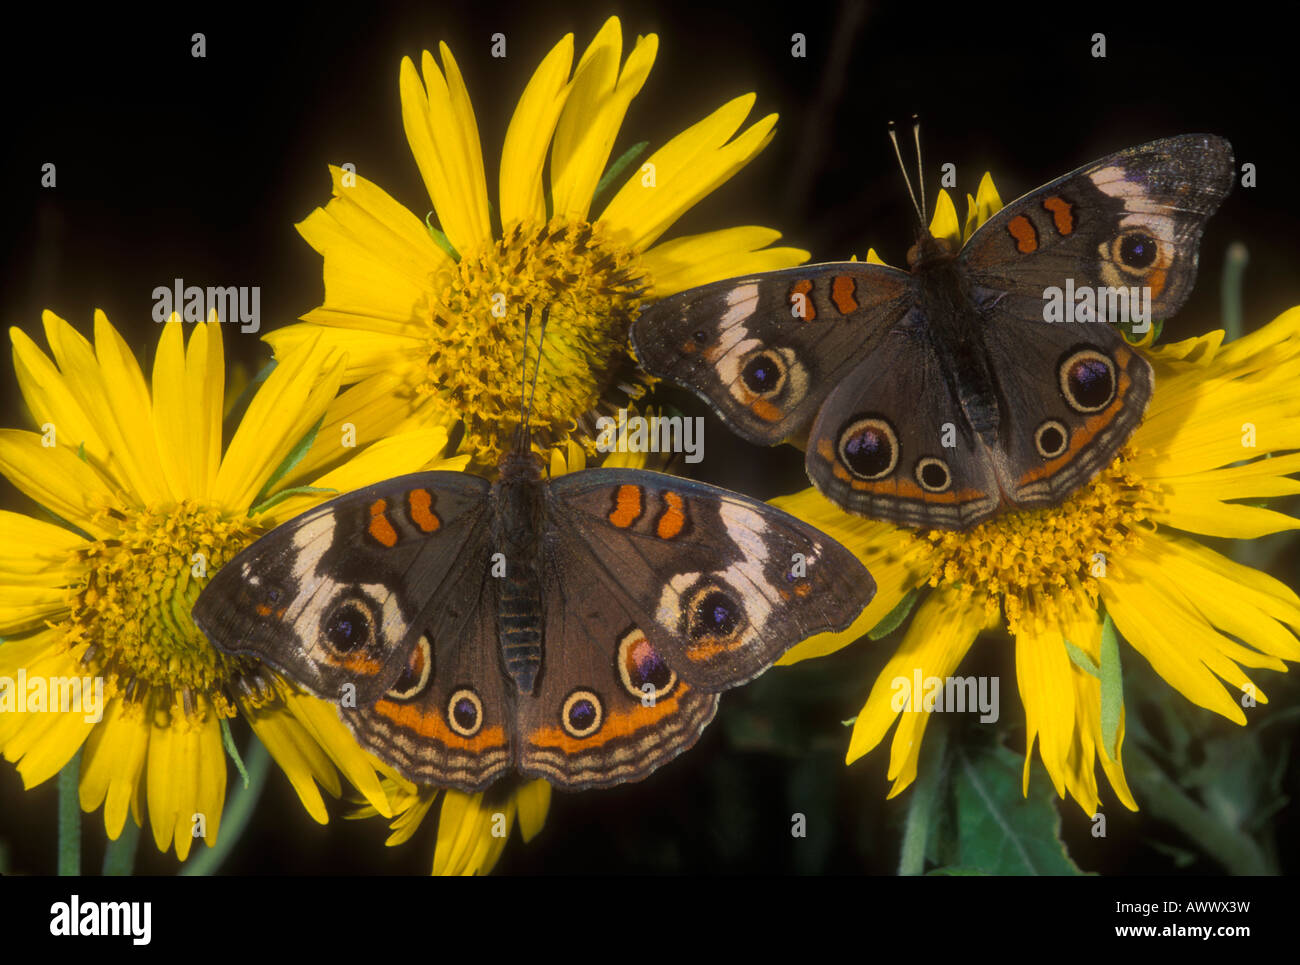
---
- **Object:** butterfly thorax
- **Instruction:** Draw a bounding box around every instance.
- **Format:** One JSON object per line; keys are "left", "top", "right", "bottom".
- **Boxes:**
{"left": 492, "top": 446, "right": 547, "bottom": 695}
{"left": 906, "top": 232, "right": 957, "bottom": 270}
{"left": 910, "top": 238, "right": 1004, "bottom": 445}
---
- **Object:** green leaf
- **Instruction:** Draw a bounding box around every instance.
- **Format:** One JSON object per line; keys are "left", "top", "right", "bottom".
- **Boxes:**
{"left": 926, "top": 865, "right": 989, "bottom": 875}
{"left": 221, "top": 717, "right": 250, "bottom": 789}
{"left": 425, "top": 211, "right": 460, "bottom": 261}
{"left": 868, "top": 587, "right": 920, "bottom": 640}
{"left": 1120, "top": 316, "right": 1164, "bottom": 345}
{"left": 76, "top": 440, "right": 87, "bottom": 462}
{"left": 1064, "top": 638, "right": 1100, "bottom": 678}
{"left": 248, "top": 485, "right": 338, "bottom": 518}
{"left": 1099, "top": 612, "right": 1123, "bottom": 759}
{"left": 249, "top": 417, "right": 325, "bottom": 513}
{"left": 949, "top": 742, "right": 1085, "bottom": 875}
{"left": 593, "top": 140, "right": 650, "bottom": 207}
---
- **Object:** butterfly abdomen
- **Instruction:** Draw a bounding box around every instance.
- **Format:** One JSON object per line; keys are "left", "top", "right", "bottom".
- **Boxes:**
{"left": 917, "top": 260, "right": 1003, "bottom": 443}
{"left": 493, "top": 469, "right": 546, "bottom": 695}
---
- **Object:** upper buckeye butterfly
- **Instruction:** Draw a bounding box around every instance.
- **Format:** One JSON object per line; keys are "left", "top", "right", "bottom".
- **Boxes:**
{"left": 630, "top": 132, "right": 1234, "bottom": 529}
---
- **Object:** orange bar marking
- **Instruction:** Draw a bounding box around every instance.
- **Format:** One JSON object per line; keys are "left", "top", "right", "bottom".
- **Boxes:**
{"left": 407, "top": 488, "right": 441, "bottom": 532}
{"left": 368, "top": 499, "right": 399, "bottom": 547}
{"left": 1008, "top": 215, "right": 1038, "bottom": 253}
{"left": 608, "top": 484, "right": 642, "bottom": 528}
{"left": 656, "top": 491, "right": 687, "bottom": 539}
{"left": 789, "top": 279, "right": 816, "bottom": 320}
{"left": 831, "top": 275, "right": 859, "bottom": 314}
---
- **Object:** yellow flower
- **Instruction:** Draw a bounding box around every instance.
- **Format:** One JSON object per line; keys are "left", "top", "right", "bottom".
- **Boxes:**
{"left": 267, "top": 16, "right": 806, "bottom": 473}
{"left": 0, "top": 311, "right": 468, "bottom": 860}
{"left": 774, "top": 184, "right": 1300, "bottom": 817}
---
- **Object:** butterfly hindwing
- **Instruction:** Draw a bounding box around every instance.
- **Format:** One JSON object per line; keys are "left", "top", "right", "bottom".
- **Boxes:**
{"left": 629, "top": 264, "right": 914, "bottom": 445}
{"left": 342, "top": 576, "right": 515, "bottom": 792}
{"left": 804, "top": 329, "right": 1004, "bottom": 529}
{"left": 515, "top": 540, "right": 721, "bottom": 789}
{"left": 544, "top": 468, "right": 877, "bottom": 691}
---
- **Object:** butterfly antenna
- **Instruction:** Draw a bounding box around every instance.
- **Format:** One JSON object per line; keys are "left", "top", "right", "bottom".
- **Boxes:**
{"left": 888, "top": 119, "right": 925, "bottom": 232}
{"left": 512, "top": 303, "right": 534, "bottom": 453}
{"left": 911, "top": 114, "right": 927, "bottom": 225}
{"left": 522, "top": 304, "right": 549, "bottom": 433}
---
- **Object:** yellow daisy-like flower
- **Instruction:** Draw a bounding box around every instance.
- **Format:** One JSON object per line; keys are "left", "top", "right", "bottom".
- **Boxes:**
{"left": 0, "top": 311, "right": 468, "bottom": 860}
{"left": 352, "top": 437, "right": 650, "bottom": 875}
{"left": 267, "top": 15, "right": 806, "bottom": 473}
{"left": 774, "top": 182, "right": 1300, "bottom": 816}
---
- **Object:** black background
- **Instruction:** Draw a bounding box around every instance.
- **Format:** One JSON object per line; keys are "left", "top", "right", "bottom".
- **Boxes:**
{"left": 1, "top": 0, "right": 1297, "bottom": 877}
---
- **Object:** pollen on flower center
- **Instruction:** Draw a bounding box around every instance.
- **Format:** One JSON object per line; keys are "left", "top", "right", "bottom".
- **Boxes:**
{"left": 422, "top": 218, "right": 648, "bottom": 467}
{"left": 925, "top": 450, "right": 1156, "bottom": 635}
{"left": 60, "top": 502, "right": 263, "bottom": 720}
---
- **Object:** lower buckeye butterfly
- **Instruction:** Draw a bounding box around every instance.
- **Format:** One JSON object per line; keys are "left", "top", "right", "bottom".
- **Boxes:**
{"left": 193, "top": 308, "right": 876, "bottom": 791}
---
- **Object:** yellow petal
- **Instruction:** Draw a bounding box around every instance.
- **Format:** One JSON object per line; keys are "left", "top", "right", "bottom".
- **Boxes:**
{"left": 640, "top": 226, "right": 807, "bottom": 297}
{"left": 1101, "top": 552, "right": 1248, "bottom": 725}
{"left": 500, "top": 34, "right": 574, "bottom": 226}
{"left": 92, "top": 310, "right": 173, "bottom": 502}
{"left": 845, "top": 589, "right": 984, "bottom": 787}
{"left": 9, "top": 325, "right": 108, "bottom": 465}
{"left": 1014, "top": 610, "right": 1082, "bottom": 799}
{"left": 0, "top": 430, "right": 115, "bottom": 538}
{"left": 187, "top": 319, "right": 225, "bottom": 500}
{"left": 151, "top": 319, "right": 198, "bottom": 499}
{"left": 399, "top": 49, "right": 492, "bottom": 254}
{"left": 927, "top": 189, "right": 960, "bottom": 250}
{"left": 212, "top": 339, "right": 345, "bottom": 512}
{"left": 599, "top": 93, "right": 775, "bottom": 251}
{"left": 552, "top": 19, "right": 657, "bottom": 222}
{"left": 295, "top": 165, "right": 452, "bottom": 320}
{"left": 515, "top": 779, "right": 551, "bottom": 842}
{"left": 244, "top": 706, "right": 338, "bottom": 825}
{"left": 281, "top": 687, "right": 392, "bottom": 818}
{"left": 79, "top": 698, "right": 150, "bottom": 838}
{"left": 0, "top": 511, "right": 87, "bottom": 583}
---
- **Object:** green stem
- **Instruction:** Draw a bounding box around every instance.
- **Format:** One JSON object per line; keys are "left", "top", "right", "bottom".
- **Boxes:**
{"left": 898, "top": 721, "right": 947, "bottom": 875}
{"left": 180, "top": 739, "right": 270, "bottom": 876}
{"left": 102, "top": 819, "right": 142, "bottom": 876}
{"left": 1221, "top": 242, "right": 1248, "bottom": 341}
{"left": 57, "top": 749, "right": 82, "bottom": 876}
{"left": 1125, "top": 741, "right": 1273, "bottom": 875}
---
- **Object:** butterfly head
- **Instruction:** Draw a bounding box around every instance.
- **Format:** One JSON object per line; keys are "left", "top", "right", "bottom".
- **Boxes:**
{"left": 906, "top": 231, "right": 957, "bottom": 270}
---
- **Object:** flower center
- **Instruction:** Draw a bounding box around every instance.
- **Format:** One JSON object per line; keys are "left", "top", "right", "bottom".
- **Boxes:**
{"left": 60, "top": 502, "right": 264, "bottom": 720}
{"left": 422, "top": 218, "right": 648, "bottom": 467}
{"left": 924, "top": 449, "right": 1156, "bottom": 635}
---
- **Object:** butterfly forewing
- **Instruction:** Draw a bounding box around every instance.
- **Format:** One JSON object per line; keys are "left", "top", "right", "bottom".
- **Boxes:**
{"left": 193, "top": 472, "right": 492, "bottom": 706}
{"left": 629, "top": 263, "right": 914, "bottom": 445}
